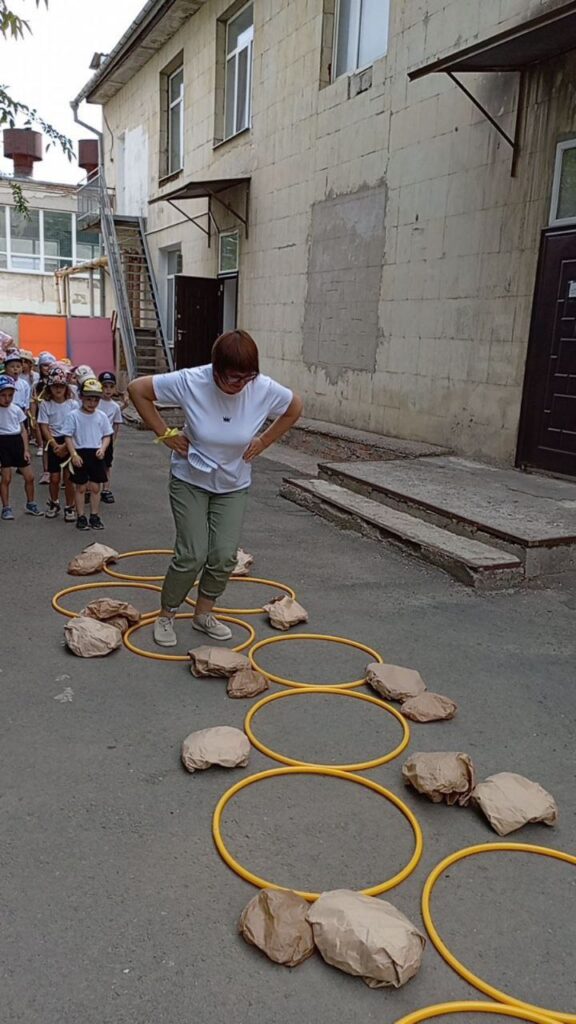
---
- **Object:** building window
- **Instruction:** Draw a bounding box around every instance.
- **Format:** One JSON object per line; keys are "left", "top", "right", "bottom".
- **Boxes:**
{"left": 0, "top": 206, "right": 6, "bottom": 269}
{"left": 44, "top": 211, "right": 73, "bottom": 272}
{"left": 225, "top": 3, "right": 253, "bottom": 139}
{"left": 165, "top": 247, "right": 183, "bottom": 346}
{"left": 550, "top": 140, "right": 576, "bottom": 226}
{"left": 219, "top": 230, "right": 239, "bottom": 275}
{"left": 10, "top": 209, "right": 41, "bottom": 271}
{"left": 335, "top": 0, "right": 390, "bottom": 77}
{"left": 0, "top": 207, "right": 97, "bottom": 274}
{"left": 168, "top": 67, "right": 184, "bottom": 174}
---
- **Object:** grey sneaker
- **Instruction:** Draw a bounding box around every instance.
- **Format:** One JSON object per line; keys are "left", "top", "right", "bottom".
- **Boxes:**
{"left": 1, "top": 506, "right": 14, "bottom": 521}
{"left": 25, "top": 502, "right": 43, "bottom": 517}
{"left": 192, "top": 613, "right": 232, "bottom": 641}
{"left": 153, "top": 616, "right": 177, "bottom": 647}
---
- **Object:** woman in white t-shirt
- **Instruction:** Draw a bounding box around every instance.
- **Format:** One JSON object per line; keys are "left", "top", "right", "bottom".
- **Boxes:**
{"left": 129, "top": 330, "right": 303, "bottom": 648}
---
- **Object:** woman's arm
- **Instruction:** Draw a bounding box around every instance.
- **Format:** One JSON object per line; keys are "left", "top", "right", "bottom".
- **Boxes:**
{"left": 244, "top": 394, "right": 303, "bottom": 462}
{"left": 127, "top": 376, "right": 189, "bottom": 456}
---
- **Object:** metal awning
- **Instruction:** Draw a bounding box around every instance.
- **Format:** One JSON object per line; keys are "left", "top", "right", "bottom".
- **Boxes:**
{"left": 150, "top": 176, "right": 251, "bottom": 243}
{"left": 408, "top": 1, "right": 576, "bottom": 175}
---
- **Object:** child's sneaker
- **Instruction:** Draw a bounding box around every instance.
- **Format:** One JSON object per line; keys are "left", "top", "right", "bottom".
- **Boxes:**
{"left": 36, "top": 446, "right": 43, "bottom": 457}
{"left": 45, "top": 500, "right": 60, "bottom": 519}
{"left": 76, "top": 514, "right": 90, "bottom": 531}
{"left": 1, "top": 506, "right": 15, "bottom": 521}
{"left": 25, "top": 502, "right": 43, "bottom": 517}
{"left": 39, "top": 472, "right": 50, "bottom": 484}
{"left": 101, "top": 490, "right": 115, "bottom": 504}
{"left": 89, "top": 513, "right": 104, "bottom": 530}
{"left": 64, "top": 506, "right": 77, "bottom": 523}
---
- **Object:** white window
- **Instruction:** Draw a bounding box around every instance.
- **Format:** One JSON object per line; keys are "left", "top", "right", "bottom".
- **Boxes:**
{"left": 0, "top": 207, "right": 98, "bottom": 274}
{"left": 335, "top": 0, "right": 390, "bottom": 78}
{"left": 219, "top": 230, "right": 239, "bottom": 275}
{"left": 550, "top": 140, "right": 576, "bottom": 226}
{"left": 168, "top": 67, "right": 184, "bottom": 174}
{"left": 225, "top": 3, "right": 253, "bottom": 140}
{"left": 165, "top": 248, "right": 183, "bottom": 346}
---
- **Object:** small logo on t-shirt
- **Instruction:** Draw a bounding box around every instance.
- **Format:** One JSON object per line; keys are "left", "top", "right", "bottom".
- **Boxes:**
{"left": 223, "top": 416, "right": 231, "bottom": 422}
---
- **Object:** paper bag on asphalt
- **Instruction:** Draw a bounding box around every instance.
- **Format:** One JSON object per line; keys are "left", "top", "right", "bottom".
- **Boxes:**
{"left": 239, "top": 889, "right": 315, "bottom": 966}
{"left": 227, "top": 667, "right": 269, "bottom": 699}
{"left": 263, "top": 596, "right": 309, "bottom": 631}
{"left": 79, "top": 599, "right": 141, "bottom": 635}
{"left": 64, "top": 616, "right": 123, "bottom": 657}
{"left": 181, "top": 726, "right": 250, "bottom": 772}
{"left": 365, "top": 663, "right": 426, "bottom": 702}
{"left": 232, "top": 547, "right": 254, "bottom": 576}
{"left": 472, "top": 772, "right": 559, "bottom": 836}
{"left": 189, "top": 646, "right": 250, "bottom": 678}
{"left": 307, "top": 890, "right": 425, "bottom": 988}
{"left": 402, "top": 751, "right": 475, "bottom": 806}
{"left": 67, "top": 543, "right": 119, "bottom": 576}
{"left": 401, "top": 692, "right": 458, "bottom": 722}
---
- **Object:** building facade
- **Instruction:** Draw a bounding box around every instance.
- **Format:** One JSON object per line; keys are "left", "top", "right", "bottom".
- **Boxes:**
{"left": 75, "top": 0, "right": 576, "bottom": 474}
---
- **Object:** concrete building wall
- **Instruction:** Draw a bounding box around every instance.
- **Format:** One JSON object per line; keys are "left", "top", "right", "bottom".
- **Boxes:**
{"left": 99, "top": 0, "right": 576, "bottom": 462}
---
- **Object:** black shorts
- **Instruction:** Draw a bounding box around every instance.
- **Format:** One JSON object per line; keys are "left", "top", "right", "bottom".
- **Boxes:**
{"left": 70, "top": 448, "right": 108, "bottom": 485}
{"left": 0, "top": 434, "right": 27, "bottom": 469}
{"left": 104, "top": 438, "right": 114, "bottom": 470}
{"left": 47, "top": 436, "right": 70, "bottom": 475}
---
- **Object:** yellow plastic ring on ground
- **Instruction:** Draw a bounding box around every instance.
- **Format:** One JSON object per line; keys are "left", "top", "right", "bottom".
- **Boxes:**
{"left": 248, "top": 633, "right": 383, "bottom": 689}
{"left": 103, "top": 549, "right": 174, "bottom": 581}
{"left": 422, "top": 843, "right": 576, "bottom": 1024}
{"left": 244, "top": 687, "right": 410, "bottom": 770}
{"left": 52, "top": 581, "right": 163, "bottom": 619}
{"left": 123, "top": 612, "right": 255, "bottom": 662}
{"left": 212, "top": 765, "right": 423, "bottom": 901}
{"left": 185, "top": 577, "right": 297, "bottom": 615}
{"left": 394, "top": 1001, "right": 563, "bottom": 1024}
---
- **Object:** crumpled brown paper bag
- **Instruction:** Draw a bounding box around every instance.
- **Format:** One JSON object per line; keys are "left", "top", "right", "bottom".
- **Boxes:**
{"left": 472, "top": 772, "right": 559, "bottom": 836}
{"left": 402, "top": 751, "right": 475, "bottom": 806}
{"left": 365, "top": 663, "right": 426, "bottom": 702}
{"left": 232, "top": 547, "right": 254, "bottom": 576}
{"left": 307, "top": 890, "right": 425, "bottom": 988}
{"left": 263, "top": 595, "right": 309, "bottom": 631}
{"left": 239, "top": 889, "right": 315, "bottom": 966}
{"left": 79, "top": 599, "right": 141, "bottom": 635}
{"left": 64, "top": 616, "right": 123, "bottom": 657}
{"left": 400, "top": 692, "right": 458, "bottom": 722}
{"left": 227, "top": 667, "right": 269, "bottom": 699}
{"left": 189, "top": 646, "right": 250, "bottom": 678}
{"left": 181, "top": 726, "right": 250, "bottom": 772}
{"left": 67, "top": 543, "right": 119, "bottom": 576}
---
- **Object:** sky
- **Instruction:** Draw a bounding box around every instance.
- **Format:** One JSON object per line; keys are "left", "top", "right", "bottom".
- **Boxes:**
{"left": 0, "top": 0, "right": 145, "bottom": 183}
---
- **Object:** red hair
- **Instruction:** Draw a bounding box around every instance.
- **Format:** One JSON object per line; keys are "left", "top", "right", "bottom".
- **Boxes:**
{"left": 211, "top": 330, "right": 259, "bottom": 376}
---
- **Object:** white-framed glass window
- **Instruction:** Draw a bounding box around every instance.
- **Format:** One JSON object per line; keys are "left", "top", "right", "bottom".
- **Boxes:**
{"left": 168, "top": 66, "right": 184, "bottom": 174}
{"left": 0, "top": 207, "right": 98, "bottom": 273}
{"left": 219, "top": 230, "right": 239, "bottom": 275}
{"left": 335, "top": 0, "right": 390, "bottom": 78}
{"left": 10, "top": 208, "right": 41, "bottom": 271}
{"left": 0, "top": 206, "right": 6, "bottom": 269}
{"left": 165, "top": 247, "right": 183, "bottom": 346}
{"left": 225, "top": 3, "right": 254, "bottom": 140}
{"left": 550, "top": 140, "right": 576, "bottom": 226}
{"left": 43, "top": 210, "right": 74, "bottom": 272}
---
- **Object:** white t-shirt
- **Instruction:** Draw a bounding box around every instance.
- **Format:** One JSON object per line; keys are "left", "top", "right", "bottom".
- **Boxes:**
{"left": 38, "top": 398, "right": 79, "bottom": 437}
{"left": 13, "top": 376, "right": 31, "bottom": 411}
{"left": 0, "top": 402, "right": 25, "bottom": 436}
{"left": 153, "top": 365, "right": 293, "bottom": 493}
{"left": 99, "top": 398, "right": 123, "bottom": 429}
{"left": 63, "top": 407, "right": 113, "bottom": 449}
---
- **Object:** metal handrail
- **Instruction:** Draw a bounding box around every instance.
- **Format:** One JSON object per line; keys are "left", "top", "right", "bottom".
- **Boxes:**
{"left": 138, "top": 216, "right": 173, "bottom": 372}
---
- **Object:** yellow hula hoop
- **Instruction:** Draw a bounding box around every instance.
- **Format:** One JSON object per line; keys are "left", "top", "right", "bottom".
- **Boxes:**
{"left": 422, "top": 843, "right": 576, "bottom": 1024}
{"left": 52, "top": 581, "right": 163, "bottom": 619}
{"left": 248, "top": 633, "right": 383, "bottom": 689}
{"left": 103, "top": 548, "right": 173, "bottom": 581}
{"left": 244, "top": 687, "right": 410, "bottom": 770}
{"left": 123, "top": 612, "right": 255, "bottom": 662}
{"left": 212, "top": 766, "right": 423, "bottom": 902}
{"left": 394, "top": 1002, "right": 563, "bottom": 1024}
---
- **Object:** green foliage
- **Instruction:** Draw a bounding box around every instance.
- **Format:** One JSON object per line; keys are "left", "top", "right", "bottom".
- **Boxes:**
{"left": 0, "top": 0, "right": 47, "bottom": 40}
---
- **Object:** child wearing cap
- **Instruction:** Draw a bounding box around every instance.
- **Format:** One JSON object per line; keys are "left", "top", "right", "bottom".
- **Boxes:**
{"left": 31, "top": 352, "right": 56, "bottom": 475}
{"left": 38, "top": 367, "right": 79, "bottom": 521}
{"left": 4, "top": 351, "right": 31, "bottom": 423}
{"left": 64, "top": 378, "right": 113, "bottom": 531}
{"left": 97, "top": 371, "right": 123, "bottom": 504}
{"left": 0, "top": 375, "right": 43, "bottom": 519}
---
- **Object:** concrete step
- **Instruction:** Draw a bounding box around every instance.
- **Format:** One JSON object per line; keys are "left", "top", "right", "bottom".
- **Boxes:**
{"left": 280, "top": 477, "right": 524, "bottom": 590}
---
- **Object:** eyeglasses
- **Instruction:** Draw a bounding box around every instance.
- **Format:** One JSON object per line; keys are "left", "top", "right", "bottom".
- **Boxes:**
{"left": 220, "top": 371, "right": 258, "bottom": 386}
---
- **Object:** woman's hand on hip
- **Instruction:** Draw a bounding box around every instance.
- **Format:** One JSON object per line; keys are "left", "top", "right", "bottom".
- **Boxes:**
{"left": 163, "top": 432, "right": 190, "bottom": 456}
{"left": 243, "top": 436, "right": 266, "bottom": 462}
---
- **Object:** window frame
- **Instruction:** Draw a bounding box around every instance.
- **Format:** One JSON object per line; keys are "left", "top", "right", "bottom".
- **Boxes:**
{"left": 0, "top": 207, "right": 96, "bottom": 275}
{"left": 333, "top": 0, "right": 390, "bottom": 80}
{"left": 550, "top": 139, "right": 576, "bottom": 227}
{"left": 224, "top": 1, "right": 254, "bottom": 140}
{"left": 218, "top": 229, "right": 240, "bottom": 276}
{"left": 167, "top": 65, "right": 185, "bottom": 176}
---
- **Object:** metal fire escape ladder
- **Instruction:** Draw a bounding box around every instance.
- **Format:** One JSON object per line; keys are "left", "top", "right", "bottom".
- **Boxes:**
{"left": 138, "top": 217, "right": 174, "bottom": 372}
{"left": 97, "top": 170, "right": 137, "bottom": 380}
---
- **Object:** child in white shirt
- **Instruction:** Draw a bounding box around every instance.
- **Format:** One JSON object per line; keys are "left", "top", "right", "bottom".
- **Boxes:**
{"left": 0, "top": 375, "right": 43, "bottom": 520}
{"left": 64, "top": 378, "right": 113, "bottom": 531}
{"left": 97, "top": 371, "right": 123, "bottom": 504}
{"left": 38, "top": 365, "right": 79, "bottom": 522}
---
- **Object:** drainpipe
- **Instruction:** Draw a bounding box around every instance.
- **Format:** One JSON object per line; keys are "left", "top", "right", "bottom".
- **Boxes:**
{"left": 70, "top": 100, "right": 106, "bottom": 316}
{"left": 70, "top": 100, "right": 103, "bottom": 149}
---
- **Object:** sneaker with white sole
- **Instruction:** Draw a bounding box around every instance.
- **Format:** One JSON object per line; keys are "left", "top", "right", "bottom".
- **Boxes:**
{"left": 153, "top": 616, "right": 177, "bottom": 647}
{"left": 25, "top": 502, "right": 43, "bottom": 517}
{"left": 39, "top": 472, "right": 50, "bottom": 485}
{"left": 192, "top": 613, "right": 232, "bottom": 641}
{"left": 1, "top": 506, "right": 15, "bottom": 521}
{"left": 36, "top": 446, "right": 43, "bottom": 457}
{"left": 45, "top": 500, "right": 60, "bottom": 519}
{"left": 64, "top": 505, "right": 77, "bottom": 522}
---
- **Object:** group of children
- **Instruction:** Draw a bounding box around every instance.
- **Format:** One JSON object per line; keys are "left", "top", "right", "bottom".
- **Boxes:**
{"left": 0, "top": 348, "right": 123, "bottom": 530}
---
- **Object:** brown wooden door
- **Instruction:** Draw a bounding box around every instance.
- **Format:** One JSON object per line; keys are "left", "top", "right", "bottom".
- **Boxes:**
{"left": 174, "top": 276, "right": 224, "bottom": 369}
{"left": 517, "top": 228, "right": 576, "bottom": 476}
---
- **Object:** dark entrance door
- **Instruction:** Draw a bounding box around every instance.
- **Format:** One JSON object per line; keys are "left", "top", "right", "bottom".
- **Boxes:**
{"left": 517, "top": 228, "right": 576, "bottom": 476}
{"left": 174, "top": 276, "right": 224, "bottom": 369}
